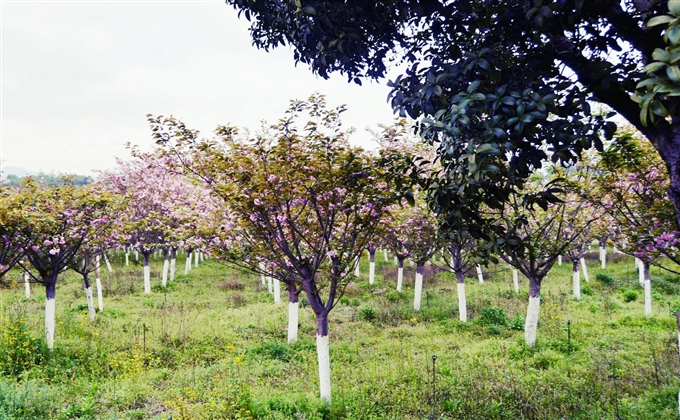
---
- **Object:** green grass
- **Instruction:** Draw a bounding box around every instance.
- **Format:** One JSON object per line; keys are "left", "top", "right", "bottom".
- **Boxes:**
{"left": 0, "top": 250, "right": 679, "bottom": 419}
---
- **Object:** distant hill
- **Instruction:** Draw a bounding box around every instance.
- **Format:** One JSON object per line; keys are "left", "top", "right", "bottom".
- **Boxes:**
{"left": 1, "top": 166, "right": 39, "bottom": 178}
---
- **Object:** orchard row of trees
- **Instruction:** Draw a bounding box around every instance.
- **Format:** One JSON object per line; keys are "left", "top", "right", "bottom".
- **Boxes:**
{"left": 1, "top": 96, "right": 678, "bottom": 403}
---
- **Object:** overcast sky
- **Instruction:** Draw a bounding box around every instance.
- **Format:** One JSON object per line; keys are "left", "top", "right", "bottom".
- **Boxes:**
{"left": 1, "top": 0, "right": 401, "bottom": 176}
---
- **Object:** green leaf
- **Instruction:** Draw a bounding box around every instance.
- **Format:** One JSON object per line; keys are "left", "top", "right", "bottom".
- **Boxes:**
{"left": 644, "top": 62, "right": 667, "bottom": 73}
{"left": 668, "top": 24, "right": 680, "bottom": 44}
{"left": 647, "top": 15, "right": 675, "bottom": 27}
{"left": 666, "top": 65, "right": 680, "bottom": 83}
{"left": 652, "top": 48, "right": 671, "bottom": 62}
{"left": 651, "top": 100, "right": 670, "bottom": 116}
{"left": 670, "top": 0, "right": 680, "bottom": 17}
{"left": 467, "top": 80, "right": 481, "bottom": 94}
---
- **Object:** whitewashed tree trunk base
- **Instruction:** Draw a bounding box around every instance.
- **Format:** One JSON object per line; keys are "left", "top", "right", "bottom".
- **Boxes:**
{"left": 170, "top": 258, "right": 176, "bottom": 282}
{"left": 558, "top": 255, "right": 562, "bottom": 266}
{"left": 125, "top": 251, "right": 129, "bottom": 266}
{"left": 645, "top": 279, "right": 652, "bottom": 317}
{"left": 600, "top": 246, "right": 606, "bottom": 269}
{"left": 273, "top": 279, "right": 281, "bottom": 304}
{"left": 354, "top": 260, "right": 360, "bottom": 277}
{"left": 24, "top": 272, "right": 30, "bottom": 299}
{"left": 476, "top": 265, "right": 484, "bottom": 284}
{"left": 580, "top": 258, "right": 589, "bottom": 283}
{"left": 288, "top": 302, "right": 299, "bottom": 343}
{"left": 104, "top": 254, "right": 112, "bottom": 272}
{"left": 144, "top": 265, "right": 151, "bottom": 294}
{"left": 639, "top": 261, "right": 645, "bottom": 287}
{"left": 45, "top": 298, "right": 56, "bottom": 350}
{"left": 267, "top": 276, "right": 273, "bottom": 294}
{"left": 96, "top": 276, "right": 103, "bottom": 311}
{"left": 162, "top": 259, "right": 169, "bottom": 287}
{"left": 525, "top": 297, "right": 541, "bottom": 347}
{"left": 397, "top": 267, "right": 403, "bottom": 292}
{"left": 413, "top": 272, "right": 423, "bottom": 311}
{"left": 85, "top": 287, "right": 96, "bottom": 321}
{"left": 185, "top": 254, "right": 191, "bottom": 275}
{"left": 457, "top": 283, "right": 467, "bottom": 322}
{"left": 573, "top": 269, "right": 581, "bottom": 300}
{"left": 369, "top": 261, "right": 375, "bottom": 285}
{"left": 383, "top": 250, "right": 388, "bottom": 262}
{"left": 316, "top": 334, "right": 331, "bottom": 404}
{"left": 194, "top": 252, "right": 199, "bottom": 268}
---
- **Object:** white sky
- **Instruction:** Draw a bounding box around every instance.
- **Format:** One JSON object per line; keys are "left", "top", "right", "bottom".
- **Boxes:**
{"left": 1, "top": 0, "right": 401, "bottom": 176}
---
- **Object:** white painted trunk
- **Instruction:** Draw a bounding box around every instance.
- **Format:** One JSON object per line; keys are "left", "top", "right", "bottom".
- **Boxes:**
{"left": 600, "top": 246, "right": 606, "bottom": 269}
{"left": 413, "top": 272, "right": 423, "bottom": 311}
{"left": 558, "top": 255, "right": 562, "bottom": 266}
{"left": 573, "top": 269, "right": 581, "bottom": 300}
{"left": 194, "top": 251, "right": 199, "bottom": 267}
{"left": 200, "top": 252, "right": 204, "bottom": 262}
{"left": 457, "top": 283, "right": 467, "bottom": 322}
{"left": 125, "top": 250, "right": 129, "bottom": 266}
{"left": 134, "top": 250, "right": 139, "bottom": 262}
{"left": 512, "top": 269, "right": 519, "bottom": 293}
{"left": 24, "top": 271, "right": 30, "bottom": 298}
{"left": 316, "top": 334, "right": 332, "bottom": 404}
{"left": 397, "top": 267, "right": 403, "bottom": 292}
{"left": 369, "top": 261, "right": 375, "bottom": 285}
{"left": 267, "top": 276, "right": 273, "bottom": 294}
{"left": 185, "top": 253, "right": 191, "bottom": 275}
{"left": 96, "top": 276, "right": 103, "bottom": 311}
{"left": 162, "top": 258, "right": 169, "bottom": 287}
{"left": 645, "top": 279, "right": 652, "bottom": 317}
{"left": 354, "top": 259, "right": 360, "bottom": 277}
{"left": 273, "top": 279, "right": 281, "bottom": 304}
{"left": 409, "top": 259, "right": 414, "bottom": 267}
{"left": 383, "top": 249, "right": 388, "bottom": 262}
{"left": 104, "top": 254, "right": 112, "bottom": 272}
{"left": 476, "top": 265, "right": 484, "bottom": 284}
{"left": 524, "top": 297, "right": 541, "bottom": 347}
{"left": 45, "top": 298, "right": 56, "bottom": 350}
{"left": 259, "top": 262, "right": 266, "bottom": 284}
{"left": 639, "top": 261, "right": 645, "bottom": 287}
{"left": 580, "top": 258, "right": 589, "bottom": 283}
{"left": 170, "top": 257, "right": 176, "bottom": 281}
{"left": 635, "top": 256, "right": 641, "bottom": 270}
{"left": 144, "top": 265, "right": 151, "bottom": 294}
{"left": 288, "top": 302, "right": 299, "bottom": 343}
{"left": 85, "top": 287, "right": 96, "bottom": 321}
{"left": 394, "top": 256, "right": 398, "bottom": 265}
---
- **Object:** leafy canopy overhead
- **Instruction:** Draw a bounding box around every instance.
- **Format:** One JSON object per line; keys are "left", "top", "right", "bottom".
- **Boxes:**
{"left": 227, "top": 0, "right": 680, "bottom": 243}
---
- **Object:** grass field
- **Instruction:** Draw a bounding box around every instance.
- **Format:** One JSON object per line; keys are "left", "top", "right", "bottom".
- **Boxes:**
{"left": 1, "top": 250, "right": 679, "bottom": 419}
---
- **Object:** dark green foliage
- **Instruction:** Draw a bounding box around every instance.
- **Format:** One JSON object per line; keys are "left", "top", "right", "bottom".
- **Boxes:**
{"left": 596, "top": 273, "right": 616, "bottom": 287}
{"left": 622, "top": 290, "right": 639, "bottom": 303}
{"left": 476, "top": 306, "right": 508, "bottom": 326}
{"left": 581, "top": 284, "right": 593, "bottom": 296}
{"left": 508, "top": 315, "right": 524, "bottom": 331}
{"left": 358, "top": 306, "right": 376, "bottom": 322}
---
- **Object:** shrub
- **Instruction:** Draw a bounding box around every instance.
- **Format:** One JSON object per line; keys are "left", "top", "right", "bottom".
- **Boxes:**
{"left": 385, "top": 291, "right": 405, "bottom": 302}
{"left": 581, "top": 284, "right": 593, "bottom": 296}
{"left": 477, "top": 306, "right": 508, "bottom": 326}
{"left": 622, "top": 290, "right": 638, "bottom": 303}
{"left": 358, "top": 306, "right": 376, "bottom": 322}
{"left": 508, "top": 315, "right": 524, "bottom": 331}
{"left": 595, "top": 273, "right": 615, "bottom": 286}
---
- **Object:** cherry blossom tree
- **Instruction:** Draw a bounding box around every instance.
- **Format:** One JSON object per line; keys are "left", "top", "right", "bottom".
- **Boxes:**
{"left": 19, "top": 178, "right": 119, "bottom": 349}
{"left": 149, "top": 94, "right": 405, "bottom": 403}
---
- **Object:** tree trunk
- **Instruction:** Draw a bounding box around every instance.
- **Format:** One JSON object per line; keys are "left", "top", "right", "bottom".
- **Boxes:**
{"left": 383, "top": 249, "right": 388, "bottom": 262}
{"left": 185, "top": 250, "right": 192, "bottom": 275}
{"left": 638, "top": 258, "right": 645, "bottom": 286}
{"left": 354, "top": 257, "right": 361, "bottom": 277}
{"left": 125, "top": 249, "right": 129, "bottom": 266}
{"left": 95, "top": 256, "right": 103, "bottom": 311}
{"left": 45, "top": 280, "right": 57, "bottom": 350}
{"left": 170, "top": 248, "right": 177, "bottom": 282}
{"left": 476, "top": 265, "right": 484, "bottom": 283}
{"left": 413, "top": 263, "right": 424, "bottom": 311}
{"left": 644, "top": 261, "right": 652, "bottom": 317}
{"left": 267, "top": 276, "right": 273, "bottom": 294}
{"left": 104, "top": 253, "right": 112, "bottom": 272}
{"left": 599, "top": 239, "right": 607, "bottom": 269}
{"left": 524, "top": 277, "right": 542, "bottom": 347}
{"left": 143, "top": 253, "right": 151, "bottom": 294}
{"left": 579, "top": 258, "right": 589, "bottom": 283}
{"left": 572, "top": 260, "right": 581, "bottom": 300}
{"left": 512, "top": 269, "right": 519, "bottom": 293}
{"left": 259, "top": 262, "right": 266, "bottom": 285}
{"left": 558, "top": 255, "right": 562, "bottom": 265}
{"left": 83, "top": 273, "right": 96, "bottom": 321}
{"left": 287, "top": 283, "right": 300, "bottom": 343}
{"left": 456, "top": 270, "right": 467, "bottom": 322}
{"left": 194, "top": 250, "right": 199, "bottom": 267}
{"left": 24, "top": 270, "right": 30, "bottom": 298}
{"left": 397, "top": 258, "right": 404, "bottom": 292}
{"left": 162, "top": 249, "right": 169, "bottom": 287}
{"left": 273, "top": 278, "right": 281, "bottom": 304}
{"left": 315, "top": 311, "right": 331, "bottom": 404}
{"left": 368, "top": 251, "right": 376, "bottom": 285}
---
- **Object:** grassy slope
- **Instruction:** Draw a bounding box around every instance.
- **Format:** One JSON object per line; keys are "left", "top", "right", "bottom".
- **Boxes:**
{"left": 0, "top": 250, "right": 679, "bottom": 419}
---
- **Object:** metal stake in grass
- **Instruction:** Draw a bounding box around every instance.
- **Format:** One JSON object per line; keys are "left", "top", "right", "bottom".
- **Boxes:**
{"left": 430, "top": 355, "right": 438, "bottom": 419}
{"left": 142, "top": 323, "right": 147, "bottom": 354}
